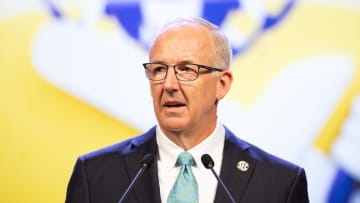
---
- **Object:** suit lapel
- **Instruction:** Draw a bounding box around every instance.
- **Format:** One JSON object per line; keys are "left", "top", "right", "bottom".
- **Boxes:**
{"left": 214, "top": 128, "right": 257, "bottom": 203}
{"left": 122, "top": 127, "right": 161, "bottom": 203}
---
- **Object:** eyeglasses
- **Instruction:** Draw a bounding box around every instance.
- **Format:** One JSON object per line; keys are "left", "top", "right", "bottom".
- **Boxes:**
{"left": 142, "top": 62, "right": 223, "bottom": 82}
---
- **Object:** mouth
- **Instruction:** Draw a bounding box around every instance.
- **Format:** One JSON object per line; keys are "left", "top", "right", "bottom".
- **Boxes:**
{"left": 163, "top": 101, "right": 186, "bottom": 108}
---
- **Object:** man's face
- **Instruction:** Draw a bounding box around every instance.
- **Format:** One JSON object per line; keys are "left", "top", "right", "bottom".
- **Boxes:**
{"left": 148, "top": 25, "right": 230, "bottom": 135}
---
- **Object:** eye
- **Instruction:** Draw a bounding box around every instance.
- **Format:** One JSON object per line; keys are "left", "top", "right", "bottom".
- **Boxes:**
{"left": 176, "top": 65, "right": 197, "bottom": 73}
{"left": 152, "top": 65, "right": 167, "bottom": 73}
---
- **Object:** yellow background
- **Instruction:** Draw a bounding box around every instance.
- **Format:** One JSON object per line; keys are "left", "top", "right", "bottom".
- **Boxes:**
{"left": 0, "top": 3, "right": 359, "bottom": 202}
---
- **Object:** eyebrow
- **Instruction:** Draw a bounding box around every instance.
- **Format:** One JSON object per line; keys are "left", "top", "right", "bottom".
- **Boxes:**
{"left": 149, "top": 60, "right": 196, "bottom": 66}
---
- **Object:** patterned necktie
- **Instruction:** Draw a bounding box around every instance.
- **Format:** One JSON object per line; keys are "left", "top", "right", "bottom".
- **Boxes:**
{"left": 167, "top": 151, "right": 199, "bottom": 203}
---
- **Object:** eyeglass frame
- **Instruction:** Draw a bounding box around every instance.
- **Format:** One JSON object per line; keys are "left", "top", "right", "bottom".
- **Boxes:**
{"left": 142, "top": 62, "right": 224, "bottom": 82}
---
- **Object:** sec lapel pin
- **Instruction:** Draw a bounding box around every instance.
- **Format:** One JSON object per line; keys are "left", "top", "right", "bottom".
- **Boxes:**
{"left": 237, "top": 160, "right": 249, "bottom": 172}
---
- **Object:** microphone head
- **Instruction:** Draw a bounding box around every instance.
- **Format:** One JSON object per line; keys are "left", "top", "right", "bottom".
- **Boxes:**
{"left": 141, "top": 154, "right": 154, "bottom": 169}
{"left": 201, "top": 154, "right": 214, "bottom": 169}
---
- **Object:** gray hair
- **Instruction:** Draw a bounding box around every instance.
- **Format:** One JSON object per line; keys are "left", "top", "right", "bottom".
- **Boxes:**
{"left": 157, "top": 17, "right": 232, "bottom": 70}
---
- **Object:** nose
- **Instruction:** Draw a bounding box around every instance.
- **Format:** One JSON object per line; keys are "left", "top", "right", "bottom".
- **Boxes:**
{"left": 163, "top": 67, "right": 180, "bottom": 91}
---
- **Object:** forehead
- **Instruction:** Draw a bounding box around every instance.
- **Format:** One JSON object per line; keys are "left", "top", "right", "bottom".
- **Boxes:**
{"left": 149, "top": 25, "right": 215, "bottom": 64}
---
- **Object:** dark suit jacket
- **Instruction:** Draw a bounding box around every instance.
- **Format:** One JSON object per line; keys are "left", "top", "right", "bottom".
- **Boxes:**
{"left": 65, "top": 126, "right": 309, "bottom": 203}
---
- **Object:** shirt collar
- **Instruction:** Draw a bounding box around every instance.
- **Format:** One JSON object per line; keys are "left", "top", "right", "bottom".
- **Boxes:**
{"left": 156, "top": 119, "right": 225, "bottom": 169}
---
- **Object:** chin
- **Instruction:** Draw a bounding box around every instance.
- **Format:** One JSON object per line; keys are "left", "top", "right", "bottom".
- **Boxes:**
{"left": 159, "top": 118, "right": 188, "bottom": 132}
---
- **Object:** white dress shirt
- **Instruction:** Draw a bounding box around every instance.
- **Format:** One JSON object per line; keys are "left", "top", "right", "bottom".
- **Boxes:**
{"left": 156, "top": 120, "right": 225, "bottom": 203}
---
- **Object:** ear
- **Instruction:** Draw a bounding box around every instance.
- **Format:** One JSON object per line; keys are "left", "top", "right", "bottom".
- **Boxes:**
{"left": 216, "top": 70, "right": 233, "bottom": 101}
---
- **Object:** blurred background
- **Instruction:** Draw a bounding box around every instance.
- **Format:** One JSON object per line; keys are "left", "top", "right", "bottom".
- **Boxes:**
{"left": 0, "top": 0, "right": 359, "bottom": 202}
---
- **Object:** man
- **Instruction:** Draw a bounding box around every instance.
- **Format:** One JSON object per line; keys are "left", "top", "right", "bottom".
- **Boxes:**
{"left": 65, "top": 18, "right": 309, "bottom": 203}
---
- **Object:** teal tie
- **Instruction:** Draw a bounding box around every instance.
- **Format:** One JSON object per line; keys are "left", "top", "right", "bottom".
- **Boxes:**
{"left": 167, "top": 152, "right": 199, "bottom": 203}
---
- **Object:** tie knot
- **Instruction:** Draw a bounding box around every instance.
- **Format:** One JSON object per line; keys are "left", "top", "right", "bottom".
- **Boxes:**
{"left": 177, "top": 151, "right": 195, "bottom": 166}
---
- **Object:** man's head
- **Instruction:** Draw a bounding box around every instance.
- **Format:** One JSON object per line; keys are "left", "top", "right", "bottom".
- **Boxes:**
{"left": 145, "top": 18, "right": 233, "bottom": 147}
{"left": 152, "top": 18, "right": 232, "bottom": 70}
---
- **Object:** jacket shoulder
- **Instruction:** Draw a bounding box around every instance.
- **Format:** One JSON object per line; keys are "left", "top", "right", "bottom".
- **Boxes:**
{"left": 79, "top": 126, "right": 156, "bottom": 161}
{"left": 224, "top": 126, "right": 302, "bottom": 172}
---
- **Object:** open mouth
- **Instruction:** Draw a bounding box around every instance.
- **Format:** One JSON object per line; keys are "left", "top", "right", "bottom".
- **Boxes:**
{"left": 163, "top": 102, "right": 186, "bottom": 108}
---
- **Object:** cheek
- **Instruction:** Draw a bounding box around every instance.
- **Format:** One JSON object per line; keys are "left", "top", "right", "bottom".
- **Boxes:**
{"left": 200, "top": 81, "right": 217, "bottom": 98}
{"left": 191, "top": 86, "right": 216, "bottom": 106}
{"left": 150, "top": 84, "right": 160, "bottom": 99}
{"left": 189, "top": 78, "right": 214, "bottom": 96}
